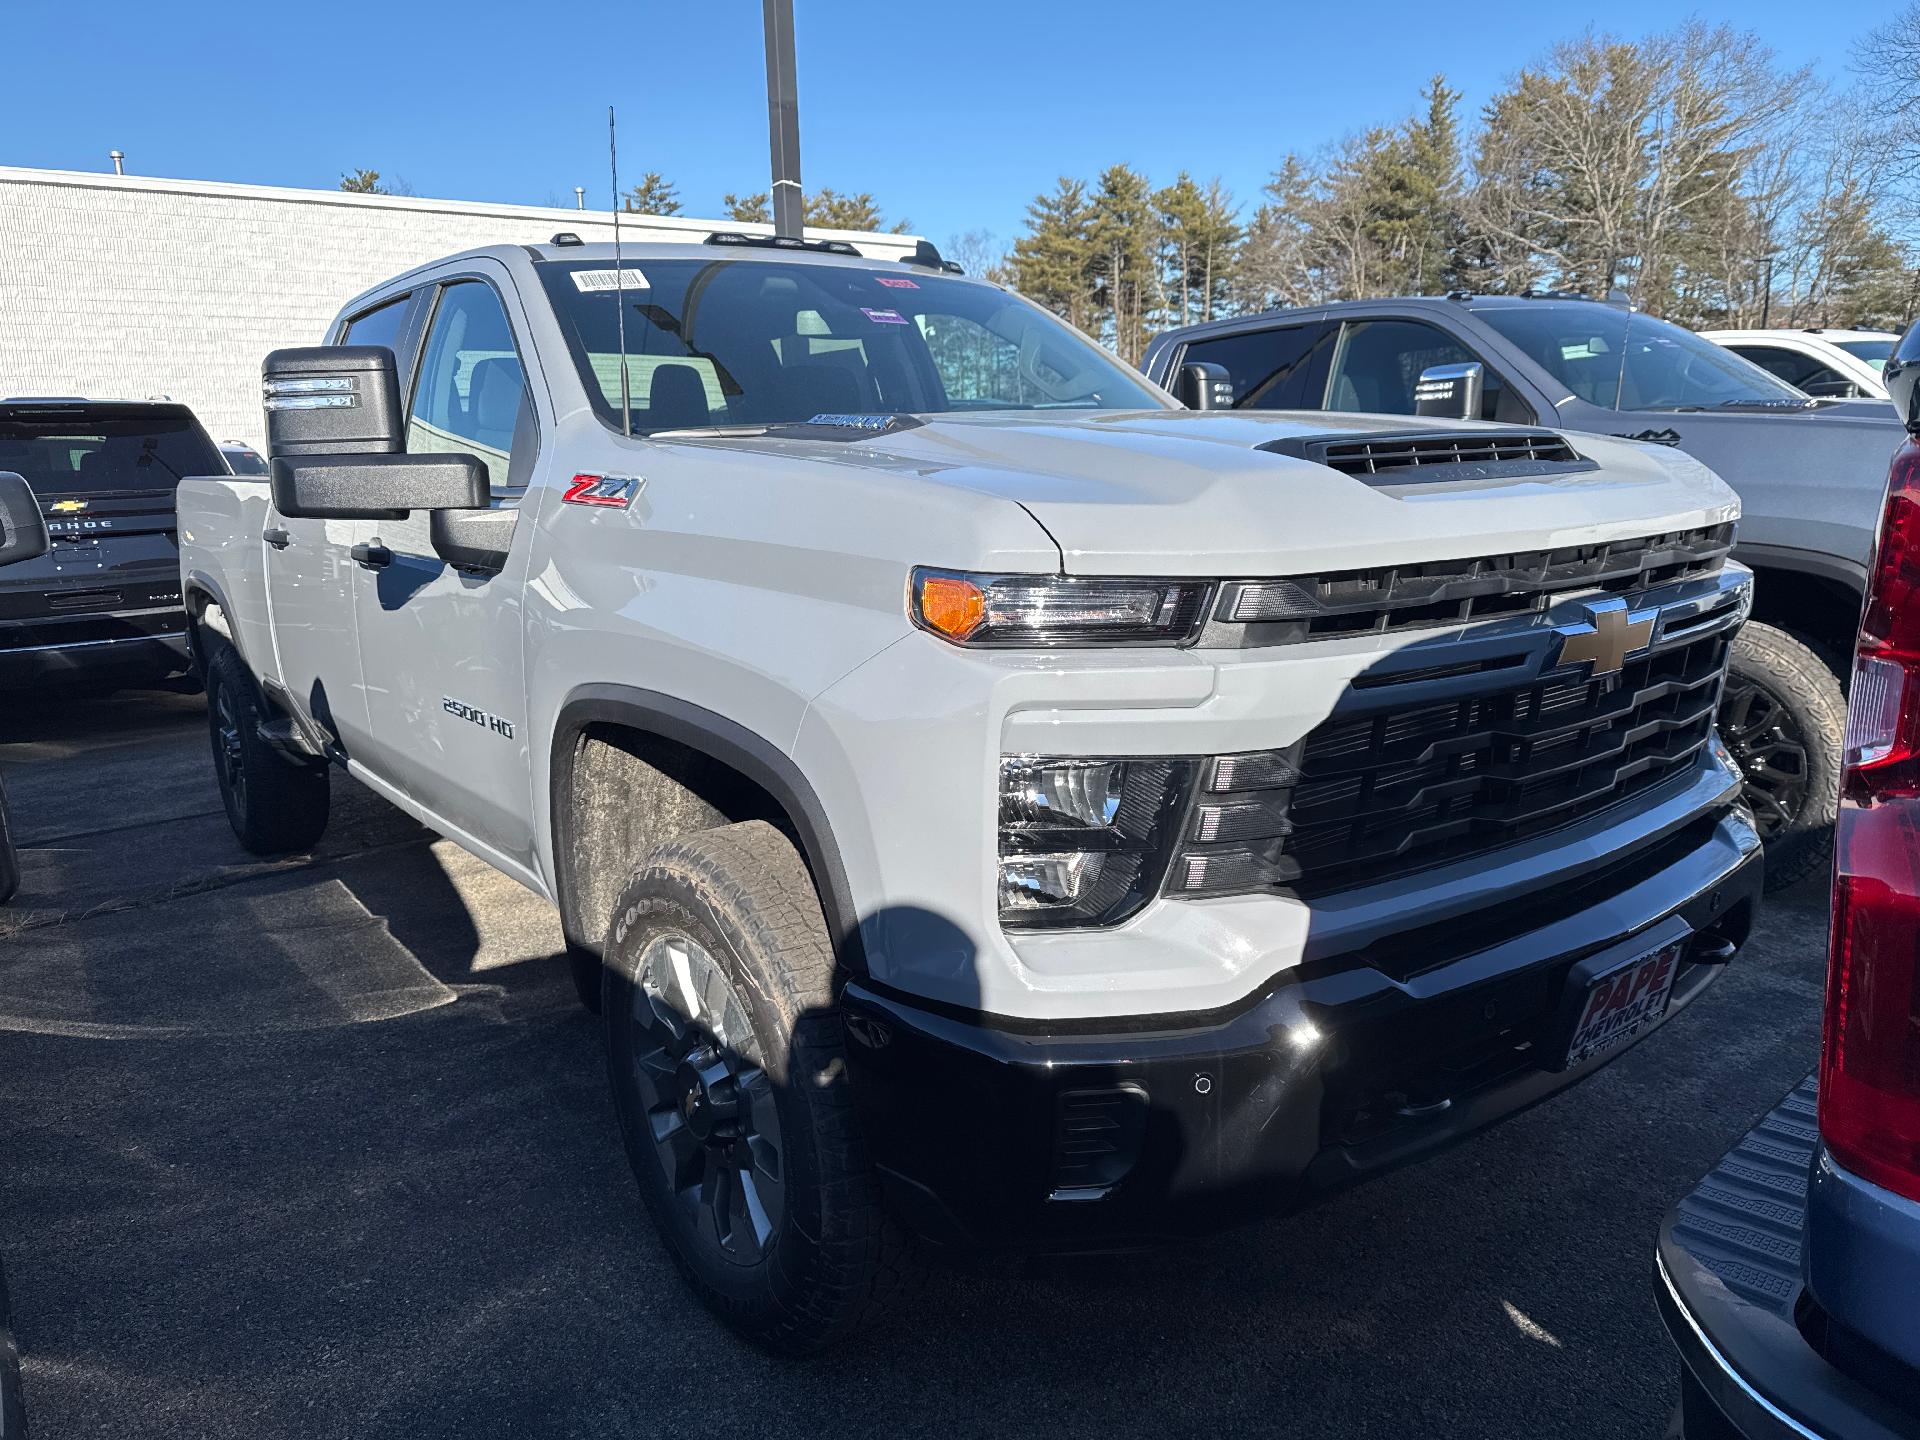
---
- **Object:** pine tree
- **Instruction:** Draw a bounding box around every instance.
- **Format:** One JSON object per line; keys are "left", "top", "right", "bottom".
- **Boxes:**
{"left": 1232, "top": 156, "right": 1318, "bottom": 312}
{"left": 340, "top": 169, "right": 387, "bottom": 195}
{"left": 1009, "top": 178, "right": 1097, "bottom": 331}
{"left": 1087, "top": 164, "right": 1159, "bottom": 362}
{"left": 624, "top": 172, "right": 682, "bottom": 216}
{"left": 723, "top": 191, "right": 771, "bottom": 224}
{"left": 1153, "top": 174, "right": 1241, "bottom": 328}
{"left": 1371, "top": 75, "right": 1464, "bottom": 293}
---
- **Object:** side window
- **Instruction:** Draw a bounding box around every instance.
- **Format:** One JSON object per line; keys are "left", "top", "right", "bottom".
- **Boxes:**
{"left": 407, "top": 281, "right": 532, "bottom": 501}
{"left": 1179, "top": 324, "right": 1330, "bottom": 410}
{"left": 917, "top": 312, "right": 1044, "bottom": 407}
{"left": 1731, "top": 345, "right": 1845, "bottom": 394}
{"left": 1322, "top": 319, "right": 1530, "bottom": 423}
{"left": 341, "top": 295, "right": 411, "bottom": 352}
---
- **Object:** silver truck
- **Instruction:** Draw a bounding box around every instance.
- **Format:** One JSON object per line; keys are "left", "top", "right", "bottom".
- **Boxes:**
{"left": 1146, "top": 296, "right": 1898, "bottom": 889}
{"left": 177, "top": 235, "right": 1764, "bottom": 1352}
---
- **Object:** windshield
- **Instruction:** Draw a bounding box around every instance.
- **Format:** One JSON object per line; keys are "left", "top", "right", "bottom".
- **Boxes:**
{"left": 1836, "top": 338, "right": 1896, "bottom": 372}
{"left": 537, "top": 257, "right": 1164, "bottom": 434}
{"left": 0, "top": 406, "right": 224, "bottom": 494}
{"left": 1472, "top": 304, "right": 1810, "bottom": 411}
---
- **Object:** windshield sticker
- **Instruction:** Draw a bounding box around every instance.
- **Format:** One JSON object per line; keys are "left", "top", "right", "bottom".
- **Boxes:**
{"left": 571, "top": 268, "right": 651, "bottom": 293}
{"left": 861, "top": 307, "right": 909, "bottom": 325}
{"left": 875, "top": 276, "right": 919, "bottom": 289}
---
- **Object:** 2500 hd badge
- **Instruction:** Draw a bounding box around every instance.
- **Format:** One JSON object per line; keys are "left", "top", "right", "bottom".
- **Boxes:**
{"left": 442, "top": 696, "right": 513, "bottom": 739}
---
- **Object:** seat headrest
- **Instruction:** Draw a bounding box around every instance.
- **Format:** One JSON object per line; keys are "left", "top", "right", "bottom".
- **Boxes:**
{"left": 646, "top": 363, "right": 711, "bottom": 432}
{"left": 467, "top": 356, "right": 524, "bottom": 442}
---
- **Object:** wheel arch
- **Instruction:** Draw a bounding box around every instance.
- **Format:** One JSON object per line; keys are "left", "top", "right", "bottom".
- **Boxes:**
{"left": 549, "top": 684, "right": 865, "bottom": 975}
{"left": 1735, "top": 544, "right": 1864, "bottom": 664}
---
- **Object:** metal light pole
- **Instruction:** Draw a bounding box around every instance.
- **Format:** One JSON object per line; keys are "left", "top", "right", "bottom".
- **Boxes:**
{"left": 762, "top": 0, "right": 802, "bottom": 238}
{"left": 1760, "top": 254, "right": 1777, "bottom": 328}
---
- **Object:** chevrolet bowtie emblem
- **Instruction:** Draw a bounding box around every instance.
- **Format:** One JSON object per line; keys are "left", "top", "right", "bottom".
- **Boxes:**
{"left": 48, "top": 499, "right": 87, "bottom": 514}
{"left": 1554, "top": 599, "right": 1657, "bottom": 677}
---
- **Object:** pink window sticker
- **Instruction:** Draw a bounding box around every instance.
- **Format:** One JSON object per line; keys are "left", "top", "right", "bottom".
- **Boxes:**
{"left": 875, "top": 276, "right": 919, "bottom": 289}
{"left": 861, "top": 307, "right": 910, "bottom": 324}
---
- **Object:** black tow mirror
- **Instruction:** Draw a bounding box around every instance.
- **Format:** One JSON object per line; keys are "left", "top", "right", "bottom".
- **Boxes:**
{"left": 1414, "top": 361, "right": 1484, "bottom": 420}
{"left": 263, "top": 346, "right": 404, "bottom": 456}
{"left": 269, "top": 452, "right": 490, "bottom": 521}
{"left": 0, "top": 472, "right": 49, "bottom": 568}
{"left": 1890, "top": 321, "right": 1920, "bottom": 433}
{"left": 430, "top": 507, "right": 518, "bottom": 577}
{"left": 1173, "top": 361, "right": 1235, "bottom": 410}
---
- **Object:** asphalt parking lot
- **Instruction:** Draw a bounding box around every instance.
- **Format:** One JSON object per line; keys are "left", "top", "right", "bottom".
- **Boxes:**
{"left": 0, "top": 685, "right": 1827, "bottom": 1440}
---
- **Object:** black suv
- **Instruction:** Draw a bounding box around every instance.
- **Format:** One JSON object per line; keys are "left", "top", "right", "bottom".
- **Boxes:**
{"left": 0, "top": 399, "right": 222, "bottom": 687}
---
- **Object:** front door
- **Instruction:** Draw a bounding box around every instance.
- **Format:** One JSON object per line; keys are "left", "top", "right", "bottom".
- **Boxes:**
{"left": 261, "top": 293, "right": 416, "bottom": 759}
{"left": 350, "top": 268, "right": 541, "bottom": 876}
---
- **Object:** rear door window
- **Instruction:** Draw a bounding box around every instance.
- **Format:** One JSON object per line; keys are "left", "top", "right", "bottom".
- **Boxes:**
{"left": 0, "top": 407, "right": 224, "bottom": 495}
{"left": 1729, "top": 345, "right": 1842, "bottom": 393}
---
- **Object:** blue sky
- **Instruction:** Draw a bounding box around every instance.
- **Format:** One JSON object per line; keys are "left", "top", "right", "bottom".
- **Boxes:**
{"left": 1, "top": 1, "right": 1880, "bottom": 253}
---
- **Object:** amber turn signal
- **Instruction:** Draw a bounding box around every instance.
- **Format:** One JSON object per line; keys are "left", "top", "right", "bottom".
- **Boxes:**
{"left": 915, "top": 573, "right": 987, "bottom": 641}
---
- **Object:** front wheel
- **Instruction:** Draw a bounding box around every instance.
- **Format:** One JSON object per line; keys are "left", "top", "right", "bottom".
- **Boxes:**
{"left": 1721, "top": 622, "right": 1844, "bottom": 893}
{"left": 205, "top": 644, "right": 330, "bottom": 855}
{"left": 602, "top": 820, "right": 915, "bottom": 1354}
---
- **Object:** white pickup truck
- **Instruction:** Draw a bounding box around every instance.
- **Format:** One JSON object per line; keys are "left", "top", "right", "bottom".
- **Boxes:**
{"left": 177, "top": 233, "right": 1764, "bottom": 1353}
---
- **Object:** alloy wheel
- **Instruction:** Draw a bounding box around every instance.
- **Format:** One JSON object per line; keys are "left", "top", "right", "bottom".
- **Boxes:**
{"left": 1719, "top": 673, "right": 1811, "bottom": 837}
{"left": 625, "top": 931, "right": 785, "bottom": 1265}
{"left": 213, "top": 684, "right": 247, "bottom": 814}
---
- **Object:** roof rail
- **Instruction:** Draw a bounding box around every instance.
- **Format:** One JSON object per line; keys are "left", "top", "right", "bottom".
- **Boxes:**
{"left": 899, "top": 239, "right": 963, "bottom": 274}
{"left": 703, "top": 231, "right": 863, "bottom": 257}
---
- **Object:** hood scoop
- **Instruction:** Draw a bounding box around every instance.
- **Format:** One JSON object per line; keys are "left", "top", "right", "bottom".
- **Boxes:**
{"left": 1259, "top": 428, "right": 1595, "bottom": 484}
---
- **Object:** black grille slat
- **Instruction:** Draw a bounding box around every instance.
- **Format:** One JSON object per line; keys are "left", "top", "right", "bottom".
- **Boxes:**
{"left": 1282, "top": 631, "right": 1730, "bottom": 892}
{"left": 1220, "top": 523, "right": 1733, "bottom": 641}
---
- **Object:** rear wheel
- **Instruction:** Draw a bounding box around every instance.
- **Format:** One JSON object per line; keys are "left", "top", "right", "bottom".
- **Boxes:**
{"left": 603, "top": 820, "right": 914, "bottom": 1354}
{"left": 1721, "top": 622, "right": 1844, "bottom": 892}
{"left": 205, "top": 643, "right": 330, "bottom": 855}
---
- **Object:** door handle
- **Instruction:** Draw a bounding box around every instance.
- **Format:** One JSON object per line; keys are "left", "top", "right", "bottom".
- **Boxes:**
{"left": 262, "top": 526, "right": 291, "bottom": 549}
{"left": 350, "top": 541, "right": 393, "bottom": 570}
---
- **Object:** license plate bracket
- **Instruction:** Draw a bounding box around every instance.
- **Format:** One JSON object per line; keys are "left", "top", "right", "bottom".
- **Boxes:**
{"left": 1549, "top": 923, "right": 1690, "bottom": 1072}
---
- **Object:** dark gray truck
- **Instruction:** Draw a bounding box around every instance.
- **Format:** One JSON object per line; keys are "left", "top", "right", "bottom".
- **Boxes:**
{"left": 1145, "top": 296, "right": 1903, "bottom": 888}
{"left": 0, "top": 399, "right": 220, "bottom": 690}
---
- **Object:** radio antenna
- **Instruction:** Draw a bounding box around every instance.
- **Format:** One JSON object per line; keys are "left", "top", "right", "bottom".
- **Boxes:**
{"left": 609, "top": 105, "right": 632, "bottom": 437}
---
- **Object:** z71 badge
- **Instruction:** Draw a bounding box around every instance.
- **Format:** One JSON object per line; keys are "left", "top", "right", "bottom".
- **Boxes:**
{"left": 563, "top": 474, "right": 643, "bottom": 509}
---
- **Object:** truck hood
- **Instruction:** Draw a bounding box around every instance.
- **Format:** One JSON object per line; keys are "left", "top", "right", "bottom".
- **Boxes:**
{"left": 697, "top": 410, "right": 1739, "bottom": 576}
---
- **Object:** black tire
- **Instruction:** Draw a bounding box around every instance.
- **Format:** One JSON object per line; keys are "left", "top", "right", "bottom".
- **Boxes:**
{"left": 1722, "top": 622, "right": 1845, "bottom": 892}
{"left": 567, "top": 942, "right": 603, "bottom": 1013}
{"left": 205, "top": 643, "right": 330, "bottom": 856}
{"left": 603, "top": 820, "right": 916, "bottom": 1354}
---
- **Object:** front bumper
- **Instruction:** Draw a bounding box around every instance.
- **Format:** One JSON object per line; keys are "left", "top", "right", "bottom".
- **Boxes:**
{"left": 844, "top": 804, "right": 1762, "bottom": 1251}
{"left": 1657, "top": 1079, "right": 1920, "bottom": 1440}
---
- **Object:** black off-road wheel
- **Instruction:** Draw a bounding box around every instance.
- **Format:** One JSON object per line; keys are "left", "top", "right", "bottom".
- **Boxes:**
{"left": 603, "top": 820, "right": 916, "bottom": 1354}
{"left": 1721, "top": 622, "right": 1844, "bottom": 892}
{"left": 205, "top": 643, "right": 330, "bottom": 856}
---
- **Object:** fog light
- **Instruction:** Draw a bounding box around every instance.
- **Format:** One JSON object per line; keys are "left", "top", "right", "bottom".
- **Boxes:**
{"left": 1000, "top": 852, "right": 1105, "bottom": 912}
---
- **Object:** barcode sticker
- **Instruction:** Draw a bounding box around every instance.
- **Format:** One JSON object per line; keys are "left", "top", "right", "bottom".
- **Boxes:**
{"left": 571, "top": 268, "right": 651, "bottom": 293}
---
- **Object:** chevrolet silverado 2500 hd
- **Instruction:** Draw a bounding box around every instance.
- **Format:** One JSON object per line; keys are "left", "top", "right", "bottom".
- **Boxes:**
{"left": 176, "top": 235, "right": 1764, "bottom": 1354}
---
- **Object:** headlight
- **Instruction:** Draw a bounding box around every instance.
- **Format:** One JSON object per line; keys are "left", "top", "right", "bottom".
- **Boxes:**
{"left": 997, "top": 745, "right": 1306, "bottom": 929}
{"left": 912, "top": 568, "right": 1211, "bottom": 647}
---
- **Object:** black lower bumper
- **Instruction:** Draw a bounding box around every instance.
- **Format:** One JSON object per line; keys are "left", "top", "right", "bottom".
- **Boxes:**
{"left": 0, "top": 612, "right": 190, "bottom": 687}
{"left": 1657, "top": 1078, "right": 1920, "bottom": 1440}
{"left": 844, "top": 807, "right": 1763, "bottom": 1252}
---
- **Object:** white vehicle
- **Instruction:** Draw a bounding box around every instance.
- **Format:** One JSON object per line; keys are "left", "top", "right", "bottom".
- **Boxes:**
{"left": 1700, "top": 327, "right": 1902, "bottom": 400}
{"left": 175, "top": 234, "right": 1763, "bottom": 1352}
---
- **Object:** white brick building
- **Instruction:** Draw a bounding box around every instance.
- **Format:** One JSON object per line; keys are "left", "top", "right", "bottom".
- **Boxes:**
{"left": 0, "top": 165, "right": 921, "bottom": 450}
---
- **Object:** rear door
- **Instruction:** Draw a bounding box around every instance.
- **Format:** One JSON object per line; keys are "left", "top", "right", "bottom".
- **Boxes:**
{"left": 0, "top": 402, "right": 220, "bottom": 660}
{"left": 262, "top": 291, "right": 419, "bottom": 753}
